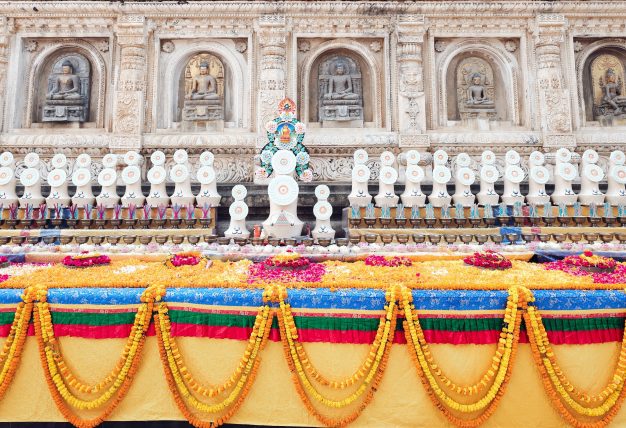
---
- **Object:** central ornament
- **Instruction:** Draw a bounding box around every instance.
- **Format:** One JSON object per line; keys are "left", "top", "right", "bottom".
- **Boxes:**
{"left": 260, "top": 98, "right": 311, "bottom": 239}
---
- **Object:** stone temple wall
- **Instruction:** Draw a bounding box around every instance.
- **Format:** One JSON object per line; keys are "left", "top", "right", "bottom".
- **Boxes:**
{"left": 0, "top": 1, "right": 626, "bottom": 184}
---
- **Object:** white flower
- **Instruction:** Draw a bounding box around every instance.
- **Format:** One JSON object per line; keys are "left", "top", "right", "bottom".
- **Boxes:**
{"left": 300, "top": 169, "right": 313, "bottom": 182}
{"left": 295, "top": 122, "right": 306, "bottom": 135}
{"left": 265, "top": 121, "right": 278, "bottom": 133}
{"left": 255, "top": 168, "right": 268, "bottom": 180}
{"left": 261, "top": 150, "right": 273, "bottom": 163}
{"left": 296, "top": 151, "right": 310, "bottom": 165}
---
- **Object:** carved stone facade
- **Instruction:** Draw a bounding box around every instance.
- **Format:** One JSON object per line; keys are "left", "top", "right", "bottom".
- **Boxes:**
{"left": 1, "top": 2, "right": 626, "bottom": 182}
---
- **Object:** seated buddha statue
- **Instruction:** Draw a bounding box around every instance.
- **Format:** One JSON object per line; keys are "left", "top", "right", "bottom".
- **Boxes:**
{"left": 324, "top": 63, "right": 359, "bottom": 101}
{"left": 187, "top": 61, "right": 220, "bottom": 101}
{"left": 47, "top": 60, "right": 82, "bottom": 101}
{"left": 466, "top": 73, "right": 494, "bottom": 106}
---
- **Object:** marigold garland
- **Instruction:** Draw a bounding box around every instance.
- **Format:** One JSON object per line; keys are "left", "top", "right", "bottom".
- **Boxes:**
{"left": 33, "top": 284, "right": 160, "bottom": 428}
{"left": 153, "top": 284, "right": 274, "bottom": 427}
{"left": 524, "top": 288, "right": 626, "bottom": 428}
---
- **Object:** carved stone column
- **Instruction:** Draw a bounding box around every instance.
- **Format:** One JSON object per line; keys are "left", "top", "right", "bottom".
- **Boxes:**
{"left": 112, "top": 15, "right": 148, "bottom": 151}
{"left": 533, "top": 14, "right": 575, "bottom": 149}
{"left": 255, "top": 15, "right": 287, "bottom": 133}
{"left": 396, "top": 15, "right": 429, "bottom": 148}
{"left": 0, "top": 17, "right": 11, "bottom": 133}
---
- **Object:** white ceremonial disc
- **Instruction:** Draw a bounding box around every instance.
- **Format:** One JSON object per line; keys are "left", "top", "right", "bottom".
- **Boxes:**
{"left": 197, "top": 166, "right": 216, "bottom": 185}
{"left": 20, "top": 167, "right": 40, "bottom": 186}
{"left": 611, "top": 166, "right": 626, "bottom": 184}
{"left": 433, "top": 150, "right": 448, "bottom": 165}
{"left": 124, "top": 150, "right": 141, "bottom": 166}
{"left": 313, "top": 201, "right": 333, "bottom": 221}
{"left": 405, "top": 150, "right": 420, "bottom": 165}
{"left": 505, "top": 165, "right": 524, "bottom": 184}
{"left": 199, "top": 151, "right": 215, "bottom": 166}
{"left": 150, "top": 151, "right": 166, "bottom": 166}
{"left": 122, "top": 165, "right": 141, "bottom": 185}
{"left": 102, "top": 154, "right": 117, "bottom": 169}
{"left": 583, "top": 149, "right": 599, "bottom": 165}
{"left": 380, "top": 151, "right": 395, "bottom": 167}
{"left": 583, "top": 164, "right": 604, "bottom": 183}
{"left": 229, "top": 200, "right": 249, "bottom": 221}
{"left": 315, "top": 184, "right": 330, "bottom": 200}
{"left": 352, "top": 164, "right": 371, "bottom": 183}
{"left": 456, "top": 153, "right": 472, "bottom": 167}
{"left": 268, "top": 175, "right": 299, "bottom": 206}
{"left": 72, "top": 168, "right": 92, "bottom": 187}
{"left": 98, "top": 168, "right": 118, "bottom": 187}
{"left": 556, "top": 148, "right": 572, "bottom": 163}
{"left": 51, "top": 154, "right": 67, "bottom": 169}
{"left": 24, "top": 153, "right": 40, "bottom": 168}
{"left": 529, "top": 151, "right": 545, "bottom": 166}
{"left": 432, "top": 165, "right": 451, "bottom": 184}
{"left": 611, "top": 150, "right": 626, "bottom": 166}
{"left": 76, "top": 153, "right": 91, "bottom": 168}
{"left": 456, "top": 167, "right": 475, "bottom": 186}
{"left": 232, "top": 184, "right": 247, "bottom": 201}
{"left": 557, "top": 162, "right": 577, "bottom": 181}
{"left": 529, "top": 166, "right": 550, "bottom": 184}
{"left": 271, "top": 150, "right": 297, "bottom": 175}
{"left": 170, "top": 164, "right": 189, "bottom": 183}
{"left": 146, "top": 166, "right": 166, "bottom": 185}
{"left": 0, "top": 167, "right": 13, "bottom": 186}
{"left": 48, "top": 169, "right": 67, "bottom": 187}
{"left": 379, "top": 166, "right": 398, "bottom": 185}
{"left": 505, "top": 150, "right": 520, "bottom": 165}
{"left": 405, "top": 165, "right": 425, "bottom": 183}
{"left": 173, "top": 149, "right": 188, "bottom": 165}
{"left": 481, "top": 150, "right": 496, "bottom": 165}
{"left": 353, "top": 149, "right": 368, "bottom": 165}
{"left": 480, "top": 165, "right": 499, "bottom": 184}
{"left": 0, "top": 152, "right": 13, "bottom": 167}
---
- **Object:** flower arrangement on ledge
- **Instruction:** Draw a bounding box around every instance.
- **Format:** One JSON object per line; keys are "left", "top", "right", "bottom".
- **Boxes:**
{"left": 364, "top": 255, "right": 413, "bottom": 267}
{"left": 61, "top": 253, "right": 111, "bottom": 268}
{"left": 264, "top": 251, "right": 311, "bottom": 270}
{"left": 544, "top": 251, "right": 626, "bottom": 284}
{"left": 0, "top": 256, "right": 9, "bottom": 269}
{"left": 248, "top": 252, "right": 325, "bottom": 283}
{"left": 165, "top": 251, "right": 211, "bottom": 268}
{"left": 463, "top": 250, "right": 512, "bottom": 270}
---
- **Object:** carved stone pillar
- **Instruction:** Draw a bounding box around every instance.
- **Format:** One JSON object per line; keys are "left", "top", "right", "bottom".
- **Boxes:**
{"left": 533, "top": 14, "right": 575, "bottom": 149}
{"left": 112, "top": 15, "right": 148, "bottom": 151}
{"left": 255, "top": 15, "right": 287, "bottom": 133}
{"left": 0, "top": 17, "right": 11, "bottom": 133}
{"left": 396, "top": 15, "right": 429, "bottom": 148}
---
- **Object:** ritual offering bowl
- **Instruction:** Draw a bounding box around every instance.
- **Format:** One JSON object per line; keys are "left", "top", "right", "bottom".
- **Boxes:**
{"left": 443, "top": 234, "right": 457, "bottom": 244}
{"left": 155, "top": 235, "right": 169, "bottom": 245}
{"left": 109, "top": 219, "right": 122, "bottom": 229}
{"left": 251, "top": 237, "right": 264, "bottom": 246}
{"left": 584, "top": 233, "right": 599, "bottom": 244}
{"left": 27, "top": 236, "right": 39, "bottom": 245}
{"left": 617, "top": 233, "right": 626, "bottom": 244}
{"left": 199, "top": 218, "right": 212, "bottom": 229}
{"left": 184, "top": 219, "right": 197, "bottom": 229}
{"left": 59, "top": 236, "right": 73, "bottom": 245}
{"left": 428, "top": 234, "right": 442, "bottom": 244}
{"left": 424, "top": 218, "right": 437, "bottom": 228}
{"left": 537, "top": 234, "right": 550, "bottom": 243}
{"left": 43, "top": 235, "right": 57, "bottom": 245}
{"left": 513, "top": 216, "right": 526, "bottom": 227}
{"left": 568, "top": 233, "right": 583, "bottom": 243}
{"left": 171, "top": 235, "right": 185, "bottom": 245}
{"left": 604, "top": 217, "right": 617, "bottom": 227}
{"left": 75, "top": 235, "right": 89, "bottom": 245}
{"left": 460, "top": 234, "right": 473, "bottom": 244}
{"left": 152, "top": 219, "right": 166, "bottom": 229}
{"left": 0, "top": 236, "right": 9, "bottom": 245}
{"left": 380, "top": 235, "right": 394, "bottom": 244}
{"left": 139, "top": 235, "right": 153, "bottom": 245}
{"left": 571, "top": 216, "right": 584, "bottom": 227}
{"left": 233, "top": 237, "right": 247, "bottom": 246}
{"left": 475, "top": 234, "right": 489, "bottom": 245}
{"left": 396, "top": 234, "right": 409, "bottom": 244}
{"left": 379, "top": 218, "right": 392, "bottom": 229}
{"left": 284, "top": 238, "right": 297, "bottom": 246}
{"left": 91, "top": 236, "right": 105, "bottom": 245}
{"left": 318, "top": 238, "right": 332, "bottom": 247}
{"left": 469, "top": 218, "right": 482, "bottom": 228}
{"left": 558, "top": 216, "right": 571, "bottom": 227}
{"left": 349, "top": 218, "right": 362, "bottom": 228}
{"left": 35, "top": 219, "right": 47, "bottom": 229}
{"left": 95, "top": 219, "right": 107, "bottom": 229}
{"left": 552, "top": 233, "right": 567, "bottom": 243}
{"left": 497, "top": 215, "right": 510, "bottom": 226}
{"left": 364, "top": 218, "right": 377, "bottom": 229}
{"left": 542, "top": 217, "right": 556, "bottom": 227}
{"left": 600, "top": 233, "right": 615, "bottom": 243}
{"left": 217, "top": 237, "right": 231, "bottom": 245}
{"left": 138, "top": 219, "right": 151, "bottom": 229}
{"left": 529, "top": 217, "right": 541, "bottom": 227}
{"left": 336, "top": 238, "right": 349, "bottom": 246}
{"left": 522, "top": 233, "right": 536, "bottom": 243}
{"left": 205, "top": 234, "right": 218, "bottom": 244}
{"left": 51, "top": 218, "right": 63, "bottom": 229}
{"left": 348, "top": 234, "right": 361, "bottom": 245}
{"left": 490, "top": 234, "right": 504, "bottom": 244}
{"left": 5, "top": 219, "right": 18, "bottom": 230}
{"left": 301, "top": 237, "right": 314, "bottom": 246}
{"left": 483, "top": 217, "right": 497, "bottom": 227}
{"left": 79, "top": 219, "right": 92, "bottom": 229}
{"left": 412, "top": 234, "right": 425, "bottom": 244}
{"left": 409, "top": 218, "right": 423, "bottom": 228}
{"left": 66, "top": 219, "right": 78, "bottom": 229}
{"left": 454, "top": 218, "right": 467, "bottom": 228}
{"left": 364, "top": 234, "right": 378, "bottom": 244}
{"left": 169, "top": 219, "right": 182, "bottom": 229}
{"left": 439, "top": 218, "right": 452, "bottom": 229}
{"left": 588, "top": 217, "right": 602, "bottom": 227}
{"left": 395, "top": 218, "right": 407, "bottom": 229}
{"left": 122, "top": 235, "right": 137, "bottom": 245}
{"left": 106, "top": 235, "right": 120, "bottom": 245}
{"left": 619, "top": 216, "right": 626, "bottom": 227}
{"left": 506, "top": 233, "right": 519, "bottom": 244}
{"left": 268, "top": 237, "right": 281, "bottom": 246}
{"left": 123, "top": 219, "right": 136, "bottom": 229}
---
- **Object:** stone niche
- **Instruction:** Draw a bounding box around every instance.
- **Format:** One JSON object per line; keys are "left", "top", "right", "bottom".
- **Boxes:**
{"left": 576, "top": 38, "right": 626, "bottom": 127}
{"left": 434, "top": 38, "right": 523, "bottom": 131}
{"left": 154, "top": 39, "right": 250, "bottom": 132}
{"left": 298, "top": 38, "right": 386, "bottom": 129}
{"left": 20, "top": 39, "right": 109, "bottom": 129}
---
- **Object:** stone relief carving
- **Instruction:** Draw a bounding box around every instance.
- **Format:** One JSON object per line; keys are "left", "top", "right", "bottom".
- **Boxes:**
{"left": 182, "top": 53, "right": 224, "bottom": 127}
{"left": 456, "top": 57, "right": 496, "bottom": 120}
{"left": 24, "top": 40, "right": 38, "bottom": 53}
{"left": 591, "top": 54, "right": 626, "bottom": 118}
{"left": 318, "top": 54, "right": 363, "bottom": 126}
{"left": 161, "top": 40, "right": 175, "bottom": 53}
{"left": 42, "top": 55, "right": 90, "bottom": 123}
